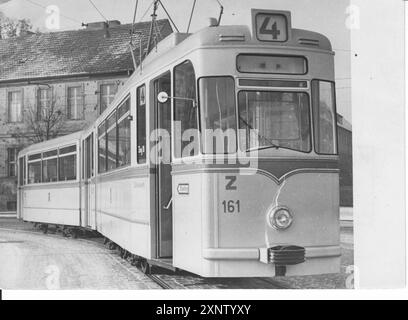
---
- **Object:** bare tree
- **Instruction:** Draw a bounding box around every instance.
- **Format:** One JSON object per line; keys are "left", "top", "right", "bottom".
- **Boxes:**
{"left": 27, "top": 99, "right": 65, "bottom": 143}
{"left": 12, "top": 98, "right": 66, "bottom": 144}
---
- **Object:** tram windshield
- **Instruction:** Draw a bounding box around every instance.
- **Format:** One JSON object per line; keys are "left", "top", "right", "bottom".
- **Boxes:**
{"left": 238, "top": 91, "right": 311, "bottom": 152}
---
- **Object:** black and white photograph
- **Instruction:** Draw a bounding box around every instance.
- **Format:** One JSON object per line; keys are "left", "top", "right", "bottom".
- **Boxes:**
{"left": 0, "top": 0, "right": 405, "bottom": 300}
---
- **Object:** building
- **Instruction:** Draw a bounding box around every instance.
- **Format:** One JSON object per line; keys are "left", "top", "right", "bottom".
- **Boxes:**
{"left": 0, "top": 19, "right": 172, "bottom": 212}
{"left": 337, "top": 114, "right": 353, "bottom": 207}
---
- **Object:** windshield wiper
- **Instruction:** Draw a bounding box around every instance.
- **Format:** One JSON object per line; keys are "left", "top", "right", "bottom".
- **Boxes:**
{"left": 239, "top": 116, "right": 280, "bottom": 151}
{"left": 246, "top": 144, "right": 280, "bottom": 152}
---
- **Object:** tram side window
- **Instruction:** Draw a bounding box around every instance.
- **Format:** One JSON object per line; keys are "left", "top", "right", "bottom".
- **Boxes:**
{"left": 19, "top": 157, "right": 25, "bottom": 185}
{"left": 84, "top": 134, "right": 94, "bottom": 179}
{"left": 312, "top": 80, "right": 337, "bottom": 154}
{"left": 118, "top": 98, "right": 131, "bottom": 167}
{"left": 199, "top": 77, "right": 237, "bottom": 154}
{"left": 42, "top": 149, "right": 58, "bottom": 183}
{"left": 28, "top": 153, "right": 42, "bottom": 184}
{"left": 106, "top": 110, "right": 117, "bottom": 170}
{"left": 137, "top": 85, "right": 146, "bottom": 164}
{"left": 174, "top": 61, "right": 198, "bottom": 158}
{"left": 98, "top": 122, "right": 107, "bottom": 173}
{"left": 58, "top": 145, "right": 77, "bottom": 181}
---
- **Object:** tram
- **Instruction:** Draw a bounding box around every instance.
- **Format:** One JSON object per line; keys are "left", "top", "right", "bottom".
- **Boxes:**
{"left": 17, "top": 9, "right": 340, "bottom": 277}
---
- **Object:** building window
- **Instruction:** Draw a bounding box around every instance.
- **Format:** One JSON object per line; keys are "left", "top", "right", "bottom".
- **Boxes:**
{"left": 7, "top": 148, "right": 18, "bottom": 177}
{"left": 100, "top": 83, "right": 117, "bottom": 114}
{"left": 8, "top": 90, "right": 23, "bottom": 123}
{"left": 37, "top": 87, "right": 51, "bottom": 120}
{"left": 67, "top": 86, "right": 84, "bottom": 120}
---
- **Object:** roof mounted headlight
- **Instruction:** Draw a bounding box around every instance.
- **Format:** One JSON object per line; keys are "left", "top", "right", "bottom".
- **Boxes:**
{"left": 268, "top": 206, "right": 293, "bottom": 230}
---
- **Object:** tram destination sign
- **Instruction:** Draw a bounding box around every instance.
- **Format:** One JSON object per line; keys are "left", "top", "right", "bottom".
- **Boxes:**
{"left": 252, "top": 9, "right": 292, "bottom": 42}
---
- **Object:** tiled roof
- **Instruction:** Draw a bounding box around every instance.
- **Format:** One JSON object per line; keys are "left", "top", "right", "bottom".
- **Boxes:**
{"left": 0, "top": 19, "right": 172, "bottom": 83}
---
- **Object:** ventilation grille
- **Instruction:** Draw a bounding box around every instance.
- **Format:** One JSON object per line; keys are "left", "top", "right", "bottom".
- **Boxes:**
{"left": 219, "top": 34, "right": 246, "bottom": 42}
{"left": 298, "top": 38, "right": 320, "bottom": 47}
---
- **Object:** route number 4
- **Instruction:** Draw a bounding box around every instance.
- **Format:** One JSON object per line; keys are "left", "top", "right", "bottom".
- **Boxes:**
{"left": 260, "top": 18, "right": 280, "bottom": 39}
{"left": 256, "top": 14, "right": 288, "bottom": 42}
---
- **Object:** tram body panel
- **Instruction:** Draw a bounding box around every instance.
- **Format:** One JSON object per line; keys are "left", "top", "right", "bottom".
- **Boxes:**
{"left": 95, "top": 169, "right": 152, "bottom": 258}
{"left": 172, "top": 171, "right": 204, "bottom": 273}
{"left": 216, "top": 169, "right": 340, "bottom": 248}
{"left": 22, "top": 183, "right": 81, "bottom": 226}
{"left": 173, "top": 165, "right": 340, "bottom": 277}
{"left": 192, "top": 47, "right": 334, "bottom": 82}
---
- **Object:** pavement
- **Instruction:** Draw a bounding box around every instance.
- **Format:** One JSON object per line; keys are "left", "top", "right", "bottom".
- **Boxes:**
{"left": 0, "top": 220, "right": 161, "bottom": 290}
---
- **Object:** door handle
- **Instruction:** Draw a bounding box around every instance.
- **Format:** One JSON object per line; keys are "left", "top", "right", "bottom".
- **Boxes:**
{"left": 163, "top": 197, "right": 172, "bottom": 210}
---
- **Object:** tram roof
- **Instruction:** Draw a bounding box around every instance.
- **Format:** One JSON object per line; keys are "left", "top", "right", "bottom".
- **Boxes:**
{"left": 138, "top": 24, "right": 332, "bottom": 72}
{"left": 119, "top": 24, "right": 333, "bottom": 89}
{"left": 19, "top": 131, "right": 82, "bottom": 156}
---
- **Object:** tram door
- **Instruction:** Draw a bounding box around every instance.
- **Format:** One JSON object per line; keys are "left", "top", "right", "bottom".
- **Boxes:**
{"left": 83, "top": 133, "right": 96, "bottom": 229}
{"left": 153, "top": 72, "right": 173, "bottom": 258}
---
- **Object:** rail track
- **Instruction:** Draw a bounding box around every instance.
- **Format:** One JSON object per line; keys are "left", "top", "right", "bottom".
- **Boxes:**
{"left": 147, "top": 274, "right": 174, "bottom": 289}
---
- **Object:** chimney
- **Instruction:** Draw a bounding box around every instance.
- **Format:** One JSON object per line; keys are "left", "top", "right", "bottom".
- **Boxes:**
{"left": 85, "top": 20, "right": 121, "bottom": 30}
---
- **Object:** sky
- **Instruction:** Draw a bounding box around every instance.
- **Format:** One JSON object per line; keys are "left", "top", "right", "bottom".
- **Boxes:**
{"left": 0, "top": 0, "right": 351, "bottom": 122}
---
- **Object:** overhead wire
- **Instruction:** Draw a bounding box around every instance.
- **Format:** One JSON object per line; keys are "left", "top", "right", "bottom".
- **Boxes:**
{"left": 131, "top": 0, "right": 139, "bottom": 33}
{"left": 157, "top": 0, "right": 179, "bottom": 32}
{"left": 88, "top": 0, "right": 109, "bottom": 22}
{"left": 186, "top": 0, "right": 196, "bottom": 33}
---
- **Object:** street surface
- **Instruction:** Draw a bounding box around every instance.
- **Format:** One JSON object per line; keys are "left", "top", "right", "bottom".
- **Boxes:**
{"left": 0, "top": 218, "right": 353, "bottom": 290}
{"left": 0, "top": 219, "right": 160, "bottom": 289}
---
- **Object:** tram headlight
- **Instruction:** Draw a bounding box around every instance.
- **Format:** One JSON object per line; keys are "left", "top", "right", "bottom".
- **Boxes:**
{"left": 268, "top": 207, "right": 293, "bottom": 230}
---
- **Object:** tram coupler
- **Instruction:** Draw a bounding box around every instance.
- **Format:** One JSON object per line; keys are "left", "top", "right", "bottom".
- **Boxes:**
{"left": 260, "top": 245, "right": 306, "bottom": 276}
